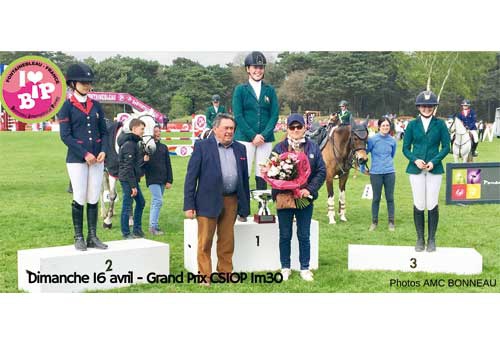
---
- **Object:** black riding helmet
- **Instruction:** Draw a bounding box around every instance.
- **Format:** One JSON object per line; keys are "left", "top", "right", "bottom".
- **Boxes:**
{"left": 415, "top": 90, "right": 439, "bottom": 106}
{"left": 66, "top": 63, "right": 95, "bottom": 86}
{"left": 244, "top": 51, "right": 267, "bottom": 67}
{"left": 212, "top": 94, "right": 220, "bottom": 102}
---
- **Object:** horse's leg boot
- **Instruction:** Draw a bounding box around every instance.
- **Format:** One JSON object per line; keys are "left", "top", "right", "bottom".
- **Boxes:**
{"left": 255, "top": 176, "right": 268, "bottom": 211}
{"left": 86, "top": 203, "right": 108, "bottom": 249}
{"left": 413, "top": 206, "right": 425, "bottom": 252}
{"left": 426, "top": 206, "right": 439, "bottom": 252}
{"left": 72, "top": 201, "right": 86, "bottom": 251}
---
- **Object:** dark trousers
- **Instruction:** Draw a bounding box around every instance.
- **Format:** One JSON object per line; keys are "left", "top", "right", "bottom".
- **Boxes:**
{"left": 370, "top": 172, "right": 395, "bottom": 223}
{"left": 120, "top": 181, "right": 145, "bottom": 236}
{"left": 277, "top": 203, "right": 314, "bottom": 270}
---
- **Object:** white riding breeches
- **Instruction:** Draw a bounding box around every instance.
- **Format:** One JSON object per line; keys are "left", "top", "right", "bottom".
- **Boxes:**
{"left": 409, "top": 172, "right": 442, "bottom": 211}
{"left": 470, "top": 130, "right": 478, "bottom": 143}
{"left": 238, "top": 141, "right": 273, "bottom": 177}
{"left": 67, "top": 162, "right": 104, "bottom": 205}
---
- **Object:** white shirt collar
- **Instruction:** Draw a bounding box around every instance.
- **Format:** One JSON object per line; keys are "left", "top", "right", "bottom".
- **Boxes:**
{"left": 420, "top": 115, "right": 432, "bottom": 132}
{"left": 73, "top": 92, "right": 88, "bottom": 103}
{"left": 248, "top": 78, "right": 262, "bottom": 99}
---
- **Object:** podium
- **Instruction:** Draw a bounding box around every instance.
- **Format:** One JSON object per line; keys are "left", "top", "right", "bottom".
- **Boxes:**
{"left": 18, "top": 239, "right": 170, "bottom": 292}
{"left": 348, "top": 244, "right": 482, "bottom": 275}
{"left": 184, "top": 219, "right": 319, "bottom": 273}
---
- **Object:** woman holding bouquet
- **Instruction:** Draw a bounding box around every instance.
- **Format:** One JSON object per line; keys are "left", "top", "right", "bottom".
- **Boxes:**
{"left": 270, "top": 114, "right": 326, "bottom": 281}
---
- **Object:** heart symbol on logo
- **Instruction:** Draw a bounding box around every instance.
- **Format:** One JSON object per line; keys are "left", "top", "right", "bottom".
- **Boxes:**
{"left": 27, "top": 71, "right": 43, "bottom": 84}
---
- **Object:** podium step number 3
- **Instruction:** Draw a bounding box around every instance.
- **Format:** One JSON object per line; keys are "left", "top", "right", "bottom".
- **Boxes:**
{"left": 348, "top": 244, "right": 482, "bottom": 275}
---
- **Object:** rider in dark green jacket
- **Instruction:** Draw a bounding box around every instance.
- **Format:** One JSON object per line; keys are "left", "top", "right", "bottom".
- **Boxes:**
{"left": 232, "top": 51, "right": 279, "bottom": 193}
{"left": 337, "top": 100, "right": 352, "bottom": 125}
{"left": 205, "top": 94, "right": 226, "bottom": 129}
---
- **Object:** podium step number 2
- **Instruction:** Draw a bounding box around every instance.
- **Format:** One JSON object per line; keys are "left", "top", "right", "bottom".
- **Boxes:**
{"left": 18, "top": 239, "right": 170, "bottom": 292}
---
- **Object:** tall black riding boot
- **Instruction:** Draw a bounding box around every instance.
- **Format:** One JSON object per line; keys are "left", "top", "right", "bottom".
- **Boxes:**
{"left": 413, "top": 206, "right": 425, "bottom": 252}
{"left": 72, "top": 201, "right": 86, "bottom": 251}
{"left": 86, "top": 203, "right": 108, "bottom": 249}
{"left": 427, "top": 206, "right": 439, "bottom": 252}
{"left": 471, "top": 141, "right": 478, "bottom": 157}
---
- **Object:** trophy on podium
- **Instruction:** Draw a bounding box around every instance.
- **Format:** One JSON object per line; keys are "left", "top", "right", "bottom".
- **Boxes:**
{"left": 251, "top": 190, "right": 276, "bottom": 224}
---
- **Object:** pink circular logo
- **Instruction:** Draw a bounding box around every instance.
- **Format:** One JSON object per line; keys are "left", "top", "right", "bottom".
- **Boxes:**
{"left": 0, "top": 55, "right": 66, "bottom": 123}
{"left": 196, "top": 116, "right": 206, "bottom": 128}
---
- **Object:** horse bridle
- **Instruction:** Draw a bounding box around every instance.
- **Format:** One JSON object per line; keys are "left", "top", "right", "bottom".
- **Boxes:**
{"left": 331, "top": 124, "right": 368, "bottom": 176}
{"left": 137, "top": 114, "right": 158, "bottom": 154}
{"left": 450, "top": 116, "right": 471, "bottom": 147}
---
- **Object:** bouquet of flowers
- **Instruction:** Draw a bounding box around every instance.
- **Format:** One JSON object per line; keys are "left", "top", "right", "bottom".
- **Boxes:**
{"left": 260, "top": 151, "right": 312, "bottom": 209}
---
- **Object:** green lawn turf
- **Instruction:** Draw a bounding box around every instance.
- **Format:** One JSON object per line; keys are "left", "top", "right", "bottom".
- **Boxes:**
{"left": 1, "top": 131, "right": 499, "bottom": 292}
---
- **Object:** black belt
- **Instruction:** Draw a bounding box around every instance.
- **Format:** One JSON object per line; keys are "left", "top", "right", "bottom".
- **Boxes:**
{"left": 223, "top": 192, "right": 237, "bottom": 197}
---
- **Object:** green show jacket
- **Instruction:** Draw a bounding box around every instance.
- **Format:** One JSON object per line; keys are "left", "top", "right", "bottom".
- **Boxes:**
{"left": 402, "top": 116, "right": 450, "bottom": 174}
{"left": 205, "top": 104, "right": 226, "bottom": 128}
{"left": 339, "top": 110, "right": 352, "bottom": 124}
{"left": 232, "top": 81, "right": 279, "bottom": 143}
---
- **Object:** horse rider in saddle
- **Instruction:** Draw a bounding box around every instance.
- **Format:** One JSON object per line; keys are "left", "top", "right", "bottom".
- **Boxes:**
{"left": 453, "top": 99, "right": 479, "bottom": 157}
{"left": 307, "top": 100, "right": 353, "bottom": 150}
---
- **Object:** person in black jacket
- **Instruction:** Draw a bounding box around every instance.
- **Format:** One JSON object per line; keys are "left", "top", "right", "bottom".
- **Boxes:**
{"left": 118, "top": 118, "right": 148, "bottom": 239}
{"left": 59, "top": 63, "right": 108, "bottom": 251}
{"left": 144, "top": 125, "right": 173, "bottom": 235}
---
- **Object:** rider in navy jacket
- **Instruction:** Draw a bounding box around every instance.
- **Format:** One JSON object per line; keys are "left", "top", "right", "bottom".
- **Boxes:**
{"left": 456, "top": 107, "right": 477, "bottom": 130}
{"left": 59, "top": 98, "right": 109, "bottom": 163}
{"left": 183, "top": 135, "right": 250, "bottom": 218}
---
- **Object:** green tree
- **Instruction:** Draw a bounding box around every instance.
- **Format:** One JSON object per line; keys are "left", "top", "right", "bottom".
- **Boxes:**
{"left": 277, "top": 70, "right": 311, "bottom": 112}
{"left": 394, "top": 51, "right": 497, "bottom": 115}
{"left": 169, "top": 93, "right": 192, "bottom": 118}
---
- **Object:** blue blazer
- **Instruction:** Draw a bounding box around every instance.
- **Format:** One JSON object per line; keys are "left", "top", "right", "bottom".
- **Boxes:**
{"left": 59, "top": 98, "right": 109, "bottom": 163}
{"left": 183, "top": 136, "right": 250, "bottom": 218}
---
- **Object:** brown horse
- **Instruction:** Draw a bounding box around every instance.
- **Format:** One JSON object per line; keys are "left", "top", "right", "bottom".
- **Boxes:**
{"left": 321, "top": 120, "right": 369, "bottom": 224}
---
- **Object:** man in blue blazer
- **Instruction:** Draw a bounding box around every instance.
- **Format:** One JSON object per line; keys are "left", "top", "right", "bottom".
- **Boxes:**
{"left": 184, "top": 114, "right": 250, "bottom": 285}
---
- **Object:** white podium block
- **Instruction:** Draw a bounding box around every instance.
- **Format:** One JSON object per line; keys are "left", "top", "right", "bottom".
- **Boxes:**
{"left": 18, "top": 239, "right": 169, "bottom": 292}
{"left": 184, "top": 219, "right": 319, "bottom": 273}
{"left": 348, "top": 244, "right": 482, "bottom": 275}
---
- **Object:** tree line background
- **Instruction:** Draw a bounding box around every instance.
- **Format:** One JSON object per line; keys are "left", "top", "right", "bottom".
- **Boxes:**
{"left": 1, "top": 51, "right": 499, "bottom": 121}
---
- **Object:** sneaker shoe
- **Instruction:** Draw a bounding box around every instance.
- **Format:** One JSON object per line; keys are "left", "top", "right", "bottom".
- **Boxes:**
{"left": 122, "top": 234, "right": 134, "bottom": 240}
{"left": 132, "top": 230, "right": 145, "bottom": 238}
{"left": 237, "top": 216, "right": 247, "bottom": 222}
{"left": 388, "top": 222, "right": 395, "bottom": 232}
{"left": 149, "top": 227, "right": 164, "bottom": 236}
{"left": 300, "top": 269, "right": 314, "bottom": 282}
{"left": 368, "top": 223, "right": 377, "bottom": 231}
{"left": 281, "top": 268, "right": 292, "bottom": 281}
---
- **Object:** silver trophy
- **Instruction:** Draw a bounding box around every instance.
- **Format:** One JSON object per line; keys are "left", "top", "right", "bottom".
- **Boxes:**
{"left": 251, "top": 190, "right": 276, "bottom": 223}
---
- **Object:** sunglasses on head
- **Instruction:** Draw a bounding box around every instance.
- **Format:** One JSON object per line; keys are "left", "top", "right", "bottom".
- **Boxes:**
{"left": 288, "top": 124, "right": 304, "bottom": 130}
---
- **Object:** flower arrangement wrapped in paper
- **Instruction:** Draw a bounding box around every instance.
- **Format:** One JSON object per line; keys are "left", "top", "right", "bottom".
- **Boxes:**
{"left": 260, "top": 152, "right": 312, "bottom": 209}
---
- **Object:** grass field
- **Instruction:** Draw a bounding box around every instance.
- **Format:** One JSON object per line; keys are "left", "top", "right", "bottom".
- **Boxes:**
{"left": 1, "top": 131, "right": 499, "bottom": 293}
